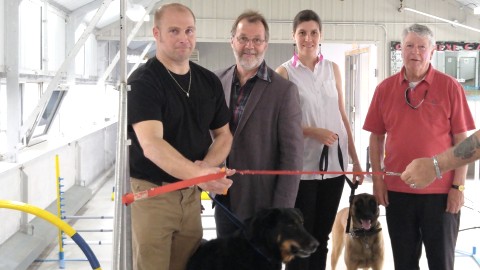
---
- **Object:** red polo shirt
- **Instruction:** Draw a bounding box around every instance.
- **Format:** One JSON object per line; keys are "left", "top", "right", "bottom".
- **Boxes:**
{"left": 364, "top": 65, "right": 475, "bottom": 194}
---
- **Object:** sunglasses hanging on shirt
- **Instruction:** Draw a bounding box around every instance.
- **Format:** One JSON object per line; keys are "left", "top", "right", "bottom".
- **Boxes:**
{"left": 404, "top": 86, "right": 428, "bottom": 109}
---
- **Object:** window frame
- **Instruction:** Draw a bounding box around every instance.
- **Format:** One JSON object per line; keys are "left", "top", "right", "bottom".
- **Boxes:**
{"left": 22, "top": 85, "right": 68, "bottom": 146}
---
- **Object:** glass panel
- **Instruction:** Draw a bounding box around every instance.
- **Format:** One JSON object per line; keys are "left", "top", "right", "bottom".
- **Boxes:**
{"left": 19, "top": 0, "right": 41, "bottom": 71}
{"left": 31, "top": 90, "right": 65, "bottom": 138}
{"left": 22, "top": 84, "right": 68, "bottom": 146}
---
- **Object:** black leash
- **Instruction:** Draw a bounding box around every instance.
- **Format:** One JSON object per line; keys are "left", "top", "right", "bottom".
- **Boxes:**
{"left": 320, "top": 138, "right": 358, "bottom": 234}
{"left": 319, "top": 145, "right": 329, "bottom": 180}
{"left": 345, "top": 178, "right": 359, "bottom": 234}
{"left": 208, "top": 193, "right": 245, "bottom": 231}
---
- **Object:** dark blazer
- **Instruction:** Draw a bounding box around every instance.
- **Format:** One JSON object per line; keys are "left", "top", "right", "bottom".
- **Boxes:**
{"left": 215, "top": 64, "right": 303, "bottom": 223}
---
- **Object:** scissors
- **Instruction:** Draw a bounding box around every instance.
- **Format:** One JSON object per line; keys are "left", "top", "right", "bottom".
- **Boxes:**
{"left": 385, "top": 171, "right": 402, "bottom": 176}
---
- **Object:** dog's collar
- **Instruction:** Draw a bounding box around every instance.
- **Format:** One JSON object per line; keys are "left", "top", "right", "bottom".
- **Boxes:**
{"left": 349, "top": 225, "right": 382, "bottom": 238}
{"left": 244, "top": 232, "right": 279, "bottom": 267}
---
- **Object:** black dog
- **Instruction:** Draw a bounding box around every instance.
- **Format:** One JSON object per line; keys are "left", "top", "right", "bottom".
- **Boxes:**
{"left": 187, "top": 208, "right": 319, "bottom": 270}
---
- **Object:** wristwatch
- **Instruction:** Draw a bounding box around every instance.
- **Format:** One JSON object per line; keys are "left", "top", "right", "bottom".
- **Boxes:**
{"left": 451, "top": 184, "right": 465, "bottom": 192}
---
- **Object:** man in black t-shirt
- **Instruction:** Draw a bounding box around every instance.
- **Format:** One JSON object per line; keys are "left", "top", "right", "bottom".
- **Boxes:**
{"left": 127, "top": 3, "right": 233, "bottom": 270}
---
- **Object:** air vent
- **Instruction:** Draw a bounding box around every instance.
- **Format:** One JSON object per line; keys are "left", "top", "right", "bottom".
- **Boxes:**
{"left": 190, "top": 49, "right": 199, "bottom": 63}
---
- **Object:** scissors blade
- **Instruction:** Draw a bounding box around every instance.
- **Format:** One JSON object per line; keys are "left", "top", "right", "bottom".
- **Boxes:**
{"left": 385, "top": 171, "right": 402, "bottom": 176}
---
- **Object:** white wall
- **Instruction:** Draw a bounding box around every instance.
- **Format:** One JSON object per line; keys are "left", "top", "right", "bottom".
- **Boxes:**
{"left": 0, "top": 167, "right": 22, "bottom": 244}
{"left": 196, "top": 42, "right": 363, "bottom": 74}
{"left": 0, "top": 0, "right": 4, "bottom": 71}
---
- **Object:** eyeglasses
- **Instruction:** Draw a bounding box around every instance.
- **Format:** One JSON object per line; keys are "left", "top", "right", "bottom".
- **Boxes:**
{"left": 405, "top": 87, "right": 428, "bottom": 109}
{"left": 235, "top": 36, "right": 266, "bottom": 46}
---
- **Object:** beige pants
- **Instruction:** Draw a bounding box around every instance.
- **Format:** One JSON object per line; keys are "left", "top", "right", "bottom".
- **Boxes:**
{"left": 130, "top": 178, "right": 202, "bottom": 270}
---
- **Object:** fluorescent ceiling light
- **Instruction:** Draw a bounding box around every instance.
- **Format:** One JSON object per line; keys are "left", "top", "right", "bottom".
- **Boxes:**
{"left": 126, "top": 4, "right": 147, "bottom": 22}
{"left": 404, "top": 7, "right": 480, "bottom": 33}
{"left": 474, "top": 6, "right": 480, "bottom": 15}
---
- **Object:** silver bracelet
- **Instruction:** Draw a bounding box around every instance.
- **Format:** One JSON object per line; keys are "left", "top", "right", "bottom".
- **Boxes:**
{"left": 432, "top": 156, "right": 442, "bottom": 179}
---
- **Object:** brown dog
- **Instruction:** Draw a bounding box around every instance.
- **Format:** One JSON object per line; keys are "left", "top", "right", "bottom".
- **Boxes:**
{"left": 331, "top": 193, "right": 384, "bottom": 270}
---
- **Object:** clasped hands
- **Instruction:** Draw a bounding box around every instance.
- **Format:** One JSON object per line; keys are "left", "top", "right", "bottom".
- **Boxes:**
{"left": 195, "top": 161, "right": 235, "bottom": 195}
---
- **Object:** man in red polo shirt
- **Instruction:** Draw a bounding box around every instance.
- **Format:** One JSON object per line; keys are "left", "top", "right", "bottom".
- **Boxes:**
{"left": 363, "top": 24, "right": 475, "bottom": 270}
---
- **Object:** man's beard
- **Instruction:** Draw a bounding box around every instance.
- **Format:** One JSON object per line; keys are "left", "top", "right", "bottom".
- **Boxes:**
{"left": 234, "top": 49, "right": 265, "bottom": 71}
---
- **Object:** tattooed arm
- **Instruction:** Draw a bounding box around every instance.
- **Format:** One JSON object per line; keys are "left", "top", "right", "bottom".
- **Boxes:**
{"left": 400, "top": 131, "right": 480, "bottom": 188}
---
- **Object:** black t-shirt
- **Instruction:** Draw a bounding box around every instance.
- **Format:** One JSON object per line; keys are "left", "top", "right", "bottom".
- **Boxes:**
{"left": 127, "top": 57, "right": 230, "bottom": 184}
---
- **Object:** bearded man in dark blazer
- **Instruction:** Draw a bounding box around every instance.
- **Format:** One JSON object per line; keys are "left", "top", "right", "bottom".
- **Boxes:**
{"left": 214, "top": 10, "right": 304, "bottom": 237}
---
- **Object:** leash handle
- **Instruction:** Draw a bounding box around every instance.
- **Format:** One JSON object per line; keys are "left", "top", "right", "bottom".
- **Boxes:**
{"left": 121, "top": 172, "right": 226, "bottom": 206}
{"left": 320, "top": 137, "right": 358, "bottom": 187}
{"left": 319, "top": 145, "right": 329, "bottom": 180}
{"left": 318, "top": 137, "right": 357, "bottom": 234}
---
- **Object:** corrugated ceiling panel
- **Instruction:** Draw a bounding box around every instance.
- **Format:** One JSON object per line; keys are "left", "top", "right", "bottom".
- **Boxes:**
{"left": 94, "top": 0, "right": 480, "bottom": 44}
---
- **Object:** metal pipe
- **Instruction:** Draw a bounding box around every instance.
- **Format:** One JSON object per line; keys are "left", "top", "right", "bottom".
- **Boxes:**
{"left": 112, "top": 0, "right": 131, "bottom": 269}
{"left": 403, "top": 7, "right": 480, "bottom": 33}
{"left": 76, "top": 229, "right": 114, "bottom": 232}
{"left": 127, "top": 41, "right": 153, "bottom": 78}
{"left": 63, "top": 215, "right": 113, "bottom": 219}
{"left": 99, "top": 0, "right": 157, "bottom": 83}
{"left": 55, "top": 156, "right": 65, "bottom": 269}
{"left": 64, "top": 240, "right": 112, "bottom": 245}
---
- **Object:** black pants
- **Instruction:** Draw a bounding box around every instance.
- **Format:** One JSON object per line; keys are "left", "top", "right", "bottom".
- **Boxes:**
{"left": 386, "top": 191, "right": 460, "bottom": 270}
{"left": 287, "top": 176, "right": 345, "bottom": 270}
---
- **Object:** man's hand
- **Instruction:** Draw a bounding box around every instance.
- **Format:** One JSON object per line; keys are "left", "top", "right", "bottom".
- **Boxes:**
{"left": 372, "top": 175, "right": 389, "bottom": 207}
{"left": 197, "top": 177, "right": 233, "bottom": 195}
{"left": 195, "top": 161, "right": 234, "bottom": 194}
{"left": 401, "top": 157, "right": 436, "bottom": 189}
{"left": 446, "top": 188, "right": 464, "bottom": 214}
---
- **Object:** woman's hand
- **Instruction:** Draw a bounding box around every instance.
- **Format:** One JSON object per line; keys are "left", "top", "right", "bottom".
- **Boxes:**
{"left": 305, "top": 127, "right": 338, "bottom": 146}
{"left": 352, "top": 163, "right": 365, "bottom": 184}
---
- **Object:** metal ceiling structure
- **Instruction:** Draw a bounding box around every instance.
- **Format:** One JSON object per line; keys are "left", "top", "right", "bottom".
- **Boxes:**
{"left": 48, "top": 0, "right": 480, "bottom": 32}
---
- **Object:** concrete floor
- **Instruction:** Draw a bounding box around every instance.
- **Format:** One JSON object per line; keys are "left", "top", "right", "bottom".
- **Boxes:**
{"left": 28, "top": 177, "right": 480, "bottom": 270}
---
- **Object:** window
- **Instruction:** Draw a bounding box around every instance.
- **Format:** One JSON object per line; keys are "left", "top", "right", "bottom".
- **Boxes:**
{"left": 19, "top": 0, "right": 42, "bottom": 71}
{"left": 22, "top": 85, "right": 68, "bottom": 146}
{"left": 31, "top": 89, "right": 66, "bottom": 138}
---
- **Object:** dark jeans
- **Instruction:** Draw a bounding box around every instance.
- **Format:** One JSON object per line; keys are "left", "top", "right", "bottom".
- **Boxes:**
{"left": 287, "top": 176, "right": 345, "bottom": 270}
{"left": 386, "top": 191, "right": 460, "bottom": 270}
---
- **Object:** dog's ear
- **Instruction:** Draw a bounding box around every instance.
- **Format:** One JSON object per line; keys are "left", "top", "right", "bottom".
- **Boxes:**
{"left": 244, "top": 208, "right": 281, "bottom": 240}
{"left": 292, "top": 208, "right": 304, "bottom": 223}
{"left": 253, "top": 208, "right": 281, "bottom": 227}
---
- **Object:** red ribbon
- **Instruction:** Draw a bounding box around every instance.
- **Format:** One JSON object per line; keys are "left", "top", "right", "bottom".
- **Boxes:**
{"left": 121, "top": 170, "right": 388, "bottom": 206}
